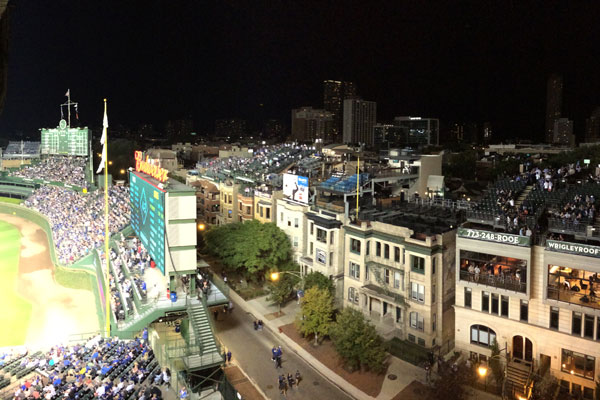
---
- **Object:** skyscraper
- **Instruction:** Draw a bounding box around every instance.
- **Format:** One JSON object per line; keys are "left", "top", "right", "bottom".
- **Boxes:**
{"left": 553, "top": 118, "right": 574, "bottom": 146}
{"left": 584, "top": 107, "right": 600, "bottom": 143}
{"left": 342, "top": 99, "right": 376, "bottom": 145}
{"left": 323, "top": 80, "right": 357, "bottom": 142}
{"left": 545, "top": 74, "right": 563, "bottom": 144}
{"left": 215, "top": 119, "right": 247, "bottom": 139}
{"left": 291, "top": 107, "right": 334, "bottom": 142}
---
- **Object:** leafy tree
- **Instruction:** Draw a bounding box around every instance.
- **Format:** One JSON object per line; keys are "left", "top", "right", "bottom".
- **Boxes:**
{"left": 296, "top": 287, "right": 334, "bottom": 345}
{"left": 266, "top": 274, "right": 297, "bottom": 313}
{"left": 303, "top": 271, "right": 334, "bottom": 294}
{"left": 490, "top": 339, "right": 504, "bottom": 386}
{"left": 430, "top": 368, "right": 466, "bottom": 400}
{"left": 330, "top": 308, "right": 387, "bottom": 373}
{"left": 204, "top": 220, "right": 293, "bottom": 281}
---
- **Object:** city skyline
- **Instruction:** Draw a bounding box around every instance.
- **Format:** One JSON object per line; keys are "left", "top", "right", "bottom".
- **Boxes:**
{"left": 0, "top": 2, "right": 599, "bottom": 142}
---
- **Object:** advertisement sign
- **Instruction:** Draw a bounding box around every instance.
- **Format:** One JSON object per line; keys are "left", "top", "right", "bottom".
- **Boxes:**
{"left": 457, "top": 227, "right": 530, "bottom": 247}
{"left": 283, "top": 173, "right": 309, "bottom": 204}
{"left": 546, "top": 240, "right": 600, "bottom": 258}
{"left": 134, "top": 151, "right": 169, "bottom": 182}
{"left": 316, "top": 249, "right": 326, "bottom": 264}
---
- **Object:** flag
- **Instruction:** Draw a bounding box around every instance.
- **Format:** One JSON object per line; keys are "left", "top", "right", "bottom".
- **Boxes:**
{"left": 65, "top": 89, "right": 70, "bottom": 97}
{"left": 96, "top": 100, "right": 108, "bottom": 174}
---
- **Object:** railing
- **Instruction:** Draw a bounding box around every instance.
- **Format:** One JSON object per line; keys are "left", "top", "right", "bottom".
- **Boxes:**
{"left": 548, "top": 217, "right": 589, "bottom": 235}
{"left": 547, "top": 287, "right": 600, "bottom": 310}
{"left": 459, "top": 270, "right": 527, "bottom": 293}
{"left": 409, "top": 196, "right": 474, "bottom": 210}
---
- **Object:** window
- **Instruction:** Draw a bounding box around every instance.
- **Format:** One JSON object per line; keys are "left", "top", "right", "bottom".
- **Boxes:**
{"left": 385, "top": 269, "right": 390, "bottom": 285}
{"left": 396, "top": 306, "right": 401, "bottom": 323}
{"left": 573, "top": 312, "right": 582, "bottom": 336}
{"left": 365, "top": 264, "right": 369, "bottom": 281}
{"left": 432, "top": 257, "right": 436, "bottom": 274}
{"left": 408, "top": 334, "right": 416, "bottom": 343}
{"left": 245, "top": 206, "right": 251, "bottom": 215}
{"left": 394, "top": 271, "right": 402, "bottom": 289}
{"left": 584, "top": 387, "right": 594, "bottom": 399}
{"left": 411, "top": 282, "right": 425, "bottom": 303}
{"left": 316, "top": 228, "right": 327, "bottom": 243}
{"left": 329, "top": 252, "right": 333, "bottom": 267}
{"left": 411, "top": 256, "right": 425, "bottom": 274}
{"left": 384, "top": 244, "right": 390, "bottom": 259}
{"left": 432, "top": 313, "right": 437, "bottom": 332}
{"left": 464, "top": 288, "right": 472, "bottom": 308}
{"left": 376, "top": 241, "right": 381, "bottom": 257}
{"left": 597, "top": 317, "right": 600, "bottom": 341}
{"left": 280, "top": 212, "right": 283, "bottom": 222}
{"left": 348, "top": 287, "right": 359, "bottom": 304}
{"left": 330, "top": 232, "right": 334, "bottom": 245}
{"left": 239, "top": 202, "right": 242, "bottom": 211}
{"left": 482, "top": 292, "right": 490, "bottom": 312}
{"left": 259, "top": 206, "right": 263, "bottom": 217}
{"left": 294, "top": 218, "right": 299, "bottom": 228}
{"left": 520, "top": 300, "right": 528, "bottom": 322}
{"left": 287, "top": 219, "right": 291, "bottom": 226}
{"left": 350, "top": 238, "right": 361, "bottom": 254}
{"left": 561, "top": 349, "right": 595, "bottom": 379}
{"left": 366, "top": 240, "right": 370, "bottom": 256}
{"left": 316, "top": 250, "right": 326, "bottom": 264}
{"left": 432, "top": 284, "right": 436, "bottom": 303}
{"left": 470, "top": 325, "right": 497, "bottom": 347}
{"left": 418, "top": 338, "right": 426, "bottom": 347}
{"left": 550, "top": 307, "right": 559, "bottom": 330}
{"left": 394, "top": 247, "right": 400, "bottom": 262}
{"left": 349, "top": 262, "right": 360, "bottom": 279}
{"left": 410, "top": 312, "right": 424, "bottom": 331}
{"left": 584, "top": 315, "right": 594, "bottom": 339}
{"left": 265, "top": 208, "right": 270, "bottom": 219}
{"left": 501, "top": 295, "right": 509, "bottom": 317}
{"left": 491, "top": 293, "right": 499, "bottom": 314}
{"left": 293, "top": 236, "right": 298, "bottom": 247}
{"left": 310, "top": 222, "right": 313, "bottom": 235}
{"left": 309, "top": 242, "right": 313, "bottom": 254}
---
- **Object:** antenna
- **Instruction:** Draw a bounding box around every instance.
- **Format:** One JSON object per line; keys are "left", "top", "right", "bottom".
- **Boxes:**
{"left": 61, "top": 90, "right": 79, "bottom": 128}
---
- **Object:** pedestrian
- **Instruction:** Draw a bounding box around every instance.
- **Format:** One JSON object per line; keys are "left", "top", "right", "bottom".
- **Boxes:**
{"left": 178, "top": 386, "right": 188, "bottom": 399}
{"left": 279, "top": 379, "right": 287, "bottom": 395}
{"left": 162, "top": 368, "right": 171, "bottom": 391}
{"left": 271, "top": 347, "right": 277, "bottom": 362}
{"left": 287, "top": 373, "right": 295, "bottom": 389}
{"left": 226, "top": 350, "right": 232, "bottom": 363}
{"left": 213, "top": 309, "right": 218, "bottom": 321}
{"left": 277, "top": 346, "right": 283, "bottom": 358}
{"left": 253, "top": 320, "right": 258, "bottom": 330}
{"left": 258, "top": 320, "right": 263, "bottom": 330}
{"left": 276, "top": 356, "right": 282, "bottom": 369}
{"left": 295, "top": 370, "right": 301, "bottom": 387}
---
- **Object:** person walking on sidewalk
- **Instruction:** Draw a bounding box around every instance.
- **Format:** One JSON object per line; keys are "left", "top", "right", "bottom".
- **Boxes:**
{"left": 271, "top": 347, "right": 277, "bottom": 362}
{"left": 287, "top": 373, "right": 295, "bottom": 389}
{"left": 226, "top": 350, "right": 232, "bottom": 363}
{"left": 295, "top": 370, "right": 301, "bottom": 387}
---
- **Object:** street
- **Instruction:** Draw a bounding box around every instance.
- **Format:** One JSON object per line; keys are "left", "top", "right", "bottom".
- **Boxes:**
{"left": 213, "top": 299, "right": 353, "bottom": 400}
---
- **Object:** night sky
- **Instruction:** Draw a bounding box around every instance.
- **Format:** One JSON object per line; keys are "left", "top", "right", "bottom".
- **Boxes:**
{"left": 1, "top": 1, "right": 600, "bottom": 142}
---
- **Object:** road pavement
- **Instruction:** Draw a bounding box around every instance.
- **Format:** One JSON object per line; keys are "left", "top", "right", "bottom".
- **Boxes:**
{"left": 213, "top": 299, "right": 353, "bottom": 400}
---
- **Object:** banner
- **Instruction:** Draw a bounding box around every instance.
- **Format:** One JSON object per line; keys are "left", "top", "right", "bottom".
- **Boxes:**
{"left": 283, "top": 173, "right": 308, "bottom": 204}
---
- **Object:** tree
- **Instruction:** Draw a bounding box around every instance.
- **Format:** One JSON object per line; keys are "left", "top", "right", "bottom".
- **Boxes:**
{"left": 303, "top": 271, "right": 334, "bottom": 294}
{"left": 296, "top": 287, "right": 334, "bottom": 345}
{"left": 204, "top": 220, "right": 294, "bottom": 281}
{"left": 490, "top": 339, "right": 504, "bottom": 386}
{"left": 330, "top": 308, "right": 387, "bottom": 373}
{"left": 430, "top": 368, "right": 466, "bottom": 400}
{"left": 266, "top": 274, "right": 297, "bottom": 313}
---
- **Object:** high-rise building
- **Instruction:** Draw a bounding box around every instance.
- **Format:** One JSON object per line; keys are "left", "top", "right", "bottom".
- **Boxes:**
{"left": 215, "top": 119, "right": 247, "bottom": 139}
{"left": 165, "top": 118, "right": 193, "bottom": 139}
{"left": 392, "top": 116, "right": 439, "bottom": 147}
{"left": 553, "top": 118, "right": 574, "bottom": 146}
{"left": 291, "top": 107, "right": 334, "bottom": 142}
{"left": 323, "top": 80, "right": 357, "bottom": 142}
{"left": 373, "top": 124, "right": 402, "bottom": 149}
{"left": 342, "top": 99, "right": 376, "bottom": 145}
{"left": 584, "top": 107, "right": 600, "bottom": 143}
{"left": 545, "top": 74, "right": 563, "bottom": 144}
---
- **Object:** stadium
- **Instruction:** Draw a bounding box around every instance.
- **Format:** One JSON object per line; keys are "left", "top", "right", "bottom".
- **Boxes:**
{"left": 0, "top": 119, "right": 229, "bottom": 399}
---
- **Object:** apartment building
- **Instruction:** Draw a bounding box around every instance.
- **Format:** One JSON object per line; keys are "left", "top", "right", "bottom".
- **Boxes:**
{"left": 276, "top": 198, "right": 309, "bottom": 264}
{"left": 253, "top": 188, "right": 283, "bottom": 224}
{"left": 218, "top": 180, "right": 238, "bottom": 225}
{"left": 189, "top": 178, "right": 220, "bottom": 225}
{"left": 455, "top": 179, "right": 600, "bottom": 399}
{"left": 237, "top": 187, "right": 254, "bottom": 222}
{"left": 342, "top": 206, "right": 458, "bottom": 350}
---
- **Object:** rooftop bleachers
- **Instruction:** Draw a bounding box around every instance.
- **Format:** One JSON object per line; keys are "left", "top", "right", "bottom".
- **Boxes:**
{"left": 4, "top": 141, "right": 40, "bottom": 157}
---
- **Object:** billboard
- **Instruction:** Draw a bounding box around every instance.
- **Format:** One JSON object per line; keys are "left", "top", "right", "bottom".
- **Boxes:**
{"left": 40, "top": 120, "right": 89, "bottom": 156}
{"left": 283, "top": 173, "right": 309, "bottom": 204}
{"left": 130, "top": 171, "right": 166, "bottom": 274}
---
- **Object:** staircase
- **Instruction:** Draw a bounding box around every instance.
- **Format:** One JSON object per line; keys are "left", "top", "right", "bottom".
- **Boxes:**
{"left": 504, "top": 360, "right": 532, "bottom": 399}
{"left": 184, "top": 302, "right": 223, "bottom": 369}
{"left": 515, "top": 185, "right": 534, "bottom": 209}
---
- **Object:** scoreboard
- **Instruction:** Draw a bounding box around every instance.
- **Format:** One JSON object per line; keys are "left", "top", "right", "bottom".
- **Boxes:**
{"left": 40, "top": 119, "right": 89, "bottom": 156}
{"left": 130, "top": 171, "right": 166, "bottom": 274}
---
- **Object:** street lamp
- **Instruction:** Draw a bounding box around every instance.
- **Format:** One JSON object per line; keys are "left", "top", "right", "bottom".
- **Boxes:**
{"left": 270, "top": 270, "right": 302, "bottom": 281}
{"left": 197, "top": 223, "right": 206, "bottom": 231}
{"left": 478, "top": 366, "right": 488, "bottom": 378}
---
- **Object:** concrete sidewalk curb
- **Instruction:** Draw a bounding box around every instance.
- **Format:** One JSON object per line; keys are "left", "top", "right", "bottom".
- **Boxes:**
{"left": 217, "top": 277, "right": 374, "bottom": 400}
{"left": 226, "top": 362, "right": 269, "bottom": 400}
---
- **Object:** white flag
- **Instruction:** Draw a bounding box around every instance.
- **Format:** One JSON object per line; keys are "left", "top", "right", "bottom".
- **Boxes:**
{"left": 96, "top": 100, "right": 108, "bottom": 174}
{"left": 65, "top": 89, "right": 70, "bottom": 97}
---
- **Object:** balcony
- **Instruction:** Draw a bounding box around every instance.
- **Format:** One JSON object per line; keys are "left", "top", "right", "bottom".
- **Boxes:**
{"left": 459, "top": 270, "right": 526, "bottom": 293}
{"left": 547, "top": 286, "right": 600, "bottom": 311}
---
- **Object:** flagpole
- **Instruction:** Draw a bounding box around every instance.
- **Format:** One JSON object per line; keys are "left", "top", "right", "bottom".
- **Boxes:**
{"left": 67, "top": 90, "right": 71, "bottom": 128}
{"left": 103, "top": 98, "right": 110, "bottom": 338}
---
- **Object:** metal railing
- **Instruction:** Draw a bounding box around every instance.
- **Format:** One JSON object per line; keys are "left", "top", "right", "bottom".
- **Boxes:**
{"left": 459, "top": 270, "right": 527, "bottom": 293}
{"left": 548, "top": 217, "right": 589, "bottom": 235}
{"left": 547, "top": 287, "right": 600, "bottom": 310}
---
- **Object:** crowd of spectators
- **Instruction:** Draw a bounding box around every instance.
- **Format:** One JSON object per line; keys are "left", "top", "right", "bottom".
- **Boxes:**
{"left": 548, "top": 193, "right": 597, "bottom": 224}
{"left": 24, "top": 185, "right": 130, "bottom": 265}
{"left": 4, "top": 335, "right": 170, "bottom": 400}
{"left": 119, "top": 238, "right": 152, "bottom": 303}
{"left": 10, "top": 156, "right": 88, "bottom": 187}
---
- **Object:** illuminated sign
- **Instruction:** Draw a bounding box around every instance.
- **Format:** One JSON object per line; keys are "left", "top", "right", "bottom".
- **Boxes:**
{"left": 134, "top": 151, "right": 169, "bottom": 182}
{"left": 457, "top": 228, "right": 530, "bottom": 247}
{"left": 546, "top": 240, "right": 600, "bottom": 258}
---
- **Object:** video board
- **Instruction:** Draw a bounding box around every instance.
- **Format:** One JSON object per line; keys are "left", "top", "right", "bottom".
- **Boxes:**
{"left": 40, "top": 120, "right": 89, "bottom": 156}
{"left": 130, "top": 171, "right": 166, "bottom": 274}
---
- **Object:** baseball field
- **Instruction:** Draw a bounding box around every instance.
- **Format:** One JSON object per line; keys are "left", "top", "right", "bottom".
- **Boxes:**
{"left": 0, "top": 213, "right": 99, "bottom": 349}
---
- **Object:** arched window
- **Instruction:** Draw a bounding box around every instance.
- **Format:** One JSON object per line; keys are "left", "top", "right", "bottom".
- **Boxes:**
{"left": 470, "top": 324, "right": 497, "bottom": 347}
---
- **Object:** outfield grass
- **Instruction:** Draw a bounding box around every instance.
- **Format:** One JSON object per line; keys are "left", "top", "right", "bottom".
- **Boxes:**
{"left": 0, "top": 220, "right": 32, "bottom": 347}
{"left": 0, "top": 197, "right": 23, "bottom": 205}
